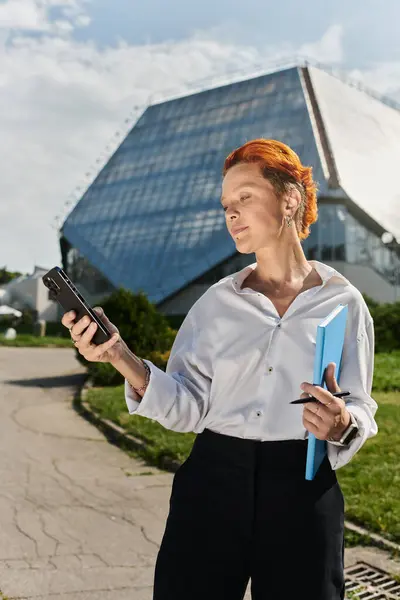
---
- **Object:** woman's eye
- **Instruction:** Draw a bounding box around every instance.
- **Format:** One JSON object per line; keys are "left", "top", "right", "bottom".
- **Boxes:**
{"left": 223, "top": 195, "right": 250, "bottom": 212}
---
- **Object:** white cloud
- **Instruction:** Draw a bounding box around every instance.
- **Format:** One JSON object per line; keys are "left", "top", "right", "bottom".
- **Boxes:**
{"left": 0, "top": 0, "right": 48, "bottom": 31}
{"left": 0, "top": 16, "right": 398, "bottom": 274}
{"left": 52, "top": 19, "right": 75, "bottom": 33}
{"left": 0, "top": 31, "right": 294, "bottom": 273}
{"left": 348, "top": 62, "right": 400, "bottom": 102}
{"left": 73, "top": 13, "right": 91, "bottom": 27}
{"left": 0, "top": 0, "right": 91, "bottom": 34}
{"left": 298, "top": 24, "right": 344, "bottom": 64}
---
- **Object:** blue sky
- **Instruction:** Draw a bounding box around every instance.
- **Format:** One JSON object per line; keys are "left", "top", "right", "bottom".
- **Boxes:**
{"left": 0, "top": 0, "right": 399, "bottom": 273}
{"left": 74, "top": 0, "right": 400, "bottom": 67}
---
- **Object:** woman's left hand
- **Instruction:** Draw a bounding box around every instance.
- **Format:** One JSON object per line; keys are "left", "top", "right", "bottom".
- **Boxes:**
{"left": 300, "top": 362, "right": 351, "bottom": 441}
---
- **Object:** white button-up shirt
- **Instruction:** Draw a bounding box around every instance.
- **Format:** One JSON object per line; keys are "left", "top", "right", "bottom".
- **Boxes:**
{"left": 125, "top": 260, "right": 378, "bottom": 470}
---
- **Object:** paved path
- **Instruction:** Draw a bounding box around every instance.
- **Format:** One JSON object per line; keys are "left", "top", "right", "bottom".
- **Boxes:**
{"left": 0, "top": 346, "right": 175, "bottom": 600}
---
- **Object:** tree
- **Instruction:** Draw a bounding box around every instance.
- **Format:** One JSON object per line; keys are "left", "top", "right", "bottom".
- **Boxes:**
{"left": 0, "top": 267, "right": 24, "bottom": 285}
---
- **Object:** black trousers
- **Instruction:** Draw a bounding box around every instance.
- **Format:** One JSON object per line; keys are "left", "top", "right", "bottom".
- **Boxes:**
{"left": 154, "top": 429, "right": 345, "bottom": 600}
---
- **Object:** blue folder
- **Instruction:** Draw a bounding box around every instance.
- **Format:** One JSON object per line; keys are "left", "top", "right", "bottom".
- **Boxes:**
{"left": 305, "top": 303, "right": 349, "bottom": 480}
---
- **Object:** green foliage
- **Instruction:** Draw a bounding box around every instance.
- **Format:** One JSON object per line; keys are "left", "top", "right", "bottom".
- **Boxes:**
{"left": 0, "top": 266, "right": 24, "bottom": 284}
{"left": 147, "top": 349, "right": 171, "bottom": 371}
{"left": 164, "top": 314, "right": 187, "bottom": 330}
{"left": 344, "top": 528, "right": 372, "bottom": 547}
{"left": 362, "top": 293, "right": 380, "bottom": 311}
{"left": 87, "top": 362, "right": 120, "bottom": 386}
{"left": 373, "top": 303, "right": 400, "bottom": 353}
{"left": 362, "top": 294, "right": 400, "bottom": 353}
{"left": 0, "top": 334, "right": 71, "bottom": 347}
{"left": 44, "top": 321, "right": 70, "bottom": 338}
{"left": 19, "top": 308, "right": 36, "bottom": 326}
{"left": 79, "top": 287, "right": 177, "bottom": 386}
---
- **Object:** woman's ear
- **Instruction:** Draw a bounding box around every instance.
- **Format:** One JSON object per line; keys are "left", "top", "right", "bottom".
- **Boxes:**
{"left": 287, "top": 187, "right": 302, "bottom": 212}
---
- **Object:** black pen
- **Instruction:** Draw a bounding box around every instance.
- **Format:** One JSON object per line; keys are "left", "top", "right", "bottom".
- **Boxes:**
{"left": 290, "top": 391, "right": 351, "bottom": 404}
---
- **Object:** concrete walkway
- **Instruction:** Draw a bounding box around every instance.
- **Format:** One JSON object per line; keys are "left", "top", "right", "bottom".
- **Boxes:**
{"left": 0, "top": 347, "right": 174, "bottom": 599}
{"left": 1, "top": 346, "right": 399, "bottom": 599}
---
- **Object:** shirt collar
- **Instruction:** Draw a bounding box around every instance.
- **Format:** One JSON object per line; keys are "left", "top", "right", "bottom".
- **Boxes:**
{"left": 231, "top": 260, "right": 350, "bottom": 294}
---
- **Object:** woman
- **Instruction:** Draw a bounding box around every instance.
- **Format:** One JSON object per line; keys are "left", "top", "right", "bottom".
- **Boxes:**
{"left": 62, "top": 139, "right": 378, "bottom": 600}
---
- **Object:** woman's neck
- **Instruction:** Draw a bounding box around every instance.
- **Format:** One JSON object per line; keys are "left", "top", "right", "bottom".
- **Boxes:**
{"left": 252, "top": 240, "right": 314, "bottom": 293}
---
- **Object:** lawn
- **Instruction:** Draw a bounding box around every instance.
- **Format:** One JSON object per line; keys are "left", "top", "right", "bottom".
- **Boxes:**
{"left": 0, "top": 334, "right": 71, "bottom": 348}
{"left": 337, "top": 390, "right": 400, "bottom": 542}
{"left": 86, "top": 352, "right": 400, "bottom": 545}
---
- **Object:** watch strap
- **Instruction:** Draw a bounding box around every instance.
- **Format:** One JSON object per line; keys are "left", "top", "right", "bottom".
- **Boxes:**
{"left": 328, "top": 412, "right": 359, "bottom": 447}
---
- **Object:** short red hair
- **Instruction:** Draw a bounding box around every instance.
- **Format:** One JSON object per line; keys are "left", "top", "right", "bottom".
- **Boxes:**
{"left": 223, "top": 139, "right": 318, "bottom": 241}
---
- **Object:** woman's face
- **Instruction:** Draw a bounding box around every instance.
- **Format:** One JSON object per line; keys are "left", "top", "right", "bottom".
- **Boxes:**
{"left": 221, "top": 162, "right": 289, "bottom": 253}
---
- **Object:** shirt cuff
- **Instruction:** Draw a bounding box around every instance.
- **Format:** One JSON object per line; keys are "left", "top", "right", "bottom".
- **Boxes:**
{"left": 124, "top": 359, "right": 176, "bottom": 420}
{"left": 327, "top": 405, "right": 372, "bottom": 470}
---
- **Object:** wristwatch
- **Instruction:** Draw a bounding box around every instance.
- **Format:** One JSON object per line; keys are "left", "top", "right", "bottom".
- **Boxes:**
{"left": 328, "top": 412, "right": 359, "bottom": 447}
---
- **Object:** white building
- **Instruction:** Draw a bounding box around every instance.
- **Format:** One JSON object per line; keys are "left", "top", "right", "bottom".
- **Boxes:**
{"left": 0, "top": 266, "right": 58, "bottom": 322}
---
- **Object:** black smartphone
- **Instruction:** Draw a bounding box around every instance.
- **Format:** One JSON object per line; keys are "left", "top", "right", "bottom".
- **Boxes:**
{"left": 42, "top": 266, "right": 112, "bottom": 345}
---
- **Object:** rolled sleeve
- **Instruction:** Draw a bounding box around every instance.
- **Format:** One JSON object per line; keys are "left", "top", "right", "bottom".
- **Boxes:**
{"left": 328, "top": 320, "right": 378, "bottom": 470}
{"left": 124, "top": 311, "right": 212, "bottom": 432}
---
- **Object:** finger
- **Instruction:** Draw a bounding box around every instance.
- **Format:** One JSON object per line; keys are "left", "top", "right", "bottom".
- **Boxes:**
{"left": 72, "top": 315, "right": 92, "bottom": 337}
{"left": 303, "top": 415, "right": 320, "bottom": 435}
{"left": 92, "top": 332, "right": 120, "bottom": 360}
{"left": 303, "top": 404, "right": 324, "bottom": 425}
{"left": 61, "top": 310, "right": 76, "bottom": 328}
{"left": 300, "top": 382, "right": 338, "bottom": 407}
{"left": 323, "top": 362, "right": 341, "bottom": 394}
{"left": 78, "top": 320, "right": 98, "bottom": 349}
{"left": 93, "top": 306, "right": 109, "bottom": 327}
{"left": 93, "top": 307, "right": 118, "bottom": 335}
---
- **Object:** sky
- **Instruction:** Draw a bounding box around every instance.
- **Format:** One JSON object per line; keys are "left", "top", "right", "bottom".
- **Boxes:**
{"left": 1, "top": 0, "right": 400, "bottom": 274}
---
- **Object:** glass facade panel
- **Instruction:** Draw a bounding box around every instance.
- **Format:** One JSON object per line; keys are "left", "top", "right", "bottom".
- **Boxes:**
{"left": 301, "top": 204, "right": 399, "bottom": 282}
{"left": 62, "top": 241, "right": 115, "bottom": 305}
{"left": 60, "top": 67, "right": 336, "bottom": 304}
{"left": 302, "top": 204, "right": 346, "bottom": 262}
{"left": 344, "top": 211, "right": 400, "bottom": 283}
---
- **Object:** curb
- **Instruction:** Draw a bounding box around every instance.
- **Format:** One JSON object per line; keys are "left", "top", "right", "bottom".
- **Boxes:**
{"left": 72, "top": 378, "right": 182, "bottom": 473}
{"left": 72, "top": 379, "right": 400, "bottom": 557}
{"left": 344, "top": 520, "right": 400, "bottom": 555}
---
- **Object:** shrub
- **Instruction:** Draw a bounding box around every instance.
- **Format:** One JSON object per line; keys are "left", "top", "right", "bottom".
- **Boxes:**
{"left": 363, "top": 294, "right": 400, "bottom": 353}
{"left": 76, "top": 287, "right": 177, "bottom": 386}
{"left": 372, "top": 302, "right": 400, "bottom": 353}
{"left": 147, "top": 349, "right": 171, "bottom": 371}
{"left": 87, "top": 362, "right": 121, "bottom": 386}
{"left": 45, "top": 321, "right": 70, "bottom": 338}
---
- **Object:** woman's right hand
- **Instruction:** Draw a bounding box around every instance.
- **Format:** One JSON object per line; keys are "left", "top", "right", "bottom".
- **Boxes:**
{"left": 61, "top": 307, "right": 125, "bottom": 364}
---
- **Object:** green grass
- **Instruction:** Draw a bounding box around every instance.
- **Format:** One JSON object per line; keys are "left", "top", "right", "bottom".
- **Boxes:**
{"left": 372, "top": 351, "right": 400, "bottom": 391}
{"left": 337, "top": 390, "right": 400, "bottom": 544}
{"left": 85, "top": 384, "right": 196, "bottom": 464}
{"left": 0, "top": 334, "right": 71, "bottom": 348}
{"left": 344, "top": 529, "right": 373, "bottom": 548}
{"left": 86, "top": 352, "right": 400, "bottom": 544}
{"left": 346, "top": 587, "right": 368, "bottom": 599}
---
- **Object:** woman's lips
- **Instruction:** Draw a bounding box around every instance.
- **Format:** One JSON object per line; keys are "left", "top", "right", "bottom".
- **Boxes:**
{"left": 232, "top": 226, "right": 248, "bottom": 236}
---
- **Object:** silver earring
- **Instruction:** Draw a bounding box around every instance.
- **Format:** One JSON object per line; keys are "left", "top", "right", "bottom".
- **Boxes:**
{"left": 285, "top": 216, "right": 293, "bottom": 228}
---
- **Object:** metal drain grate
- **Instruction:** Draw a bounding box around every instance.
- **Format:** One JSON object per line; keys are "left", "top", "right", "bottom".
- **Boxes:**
{"left": 345, "top": 563, "right": 400, "bottom": 599}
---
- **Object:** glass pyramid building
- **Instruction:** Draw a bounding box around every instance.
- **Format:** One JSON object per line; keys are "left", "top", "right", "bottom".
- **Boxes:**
{"left": 60, "top": 64, "right": 400, "bottom": 314}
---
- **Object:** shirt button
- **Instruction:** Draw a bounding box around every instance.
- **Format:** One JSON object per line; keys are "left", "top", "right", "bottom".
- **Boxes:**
{"left": 256, "top": 410, "right": 262, "bottom": 417}
{"left": 268, "top": 367, "right": 273, "bottom": 373}
{"left": 277, "top": 323, "right": 281, "bottom": 328}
